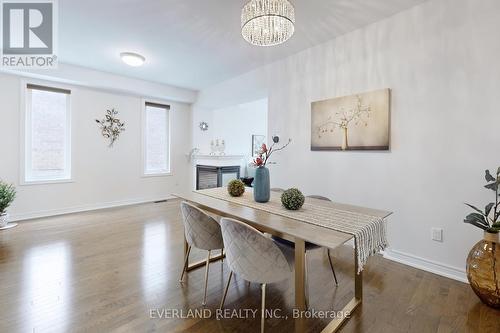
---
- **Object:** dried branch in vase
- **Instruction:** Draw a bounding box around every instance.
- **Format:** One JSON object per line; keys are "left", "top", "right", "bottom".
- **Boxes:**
{"left": 252, "top": 138, "right": 291, "bottom": 167}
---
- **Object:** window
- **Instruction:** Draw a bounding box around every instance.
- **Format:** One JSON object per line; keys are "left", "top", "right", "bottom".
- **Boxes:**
{"left": 143, "top": 102, "right": 170, "bottom": 175}
{"left": 24, "top": 84, "right": 71, "bottom": 183}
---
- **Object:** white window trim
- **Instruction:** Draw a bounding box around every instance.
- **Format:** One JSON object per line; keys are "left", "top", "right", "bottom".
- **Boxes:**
{"left": 20, "top": 79, "right": 74, "bottom": 185}
{"left": 141, "top": 98, "right": 172, "bottom": 177}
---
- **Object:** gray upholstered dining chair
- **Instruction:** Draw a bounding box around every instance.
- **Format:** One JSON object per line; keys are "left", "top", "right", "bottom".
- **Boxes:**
{"left": 270, "top": 188, "right": 285, "bottom": 192}
{"left": 179, "top": 201, "right": 225, "bottom": 306}
{"left": 272, "top": 194, "right": 339, "bottom": 308}
{"left": 219, "top": 217, "right": 293, "bottom": 333}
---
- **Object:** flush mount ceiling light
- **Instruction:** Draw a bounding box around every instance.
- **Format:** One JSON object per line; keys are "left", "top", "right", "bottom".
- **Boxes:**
{"left": 241, "top": 0, "right": 295, "bottom": 47}
{"left": 120, "top": 52, "right": 145, "bottom": 67}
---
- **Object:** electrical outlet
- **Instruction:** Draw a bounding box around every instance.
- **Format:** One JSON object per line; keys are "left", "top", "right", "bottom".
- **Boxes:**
{"left": 431, "top": 228, "right": 443, "bottom": 242}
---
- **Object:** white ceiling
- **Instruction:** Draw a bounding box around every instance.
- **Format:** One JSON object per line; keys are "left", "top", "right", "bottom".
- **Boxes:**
{"left": 59, "top": 0, "right": 427, "bottom": 90}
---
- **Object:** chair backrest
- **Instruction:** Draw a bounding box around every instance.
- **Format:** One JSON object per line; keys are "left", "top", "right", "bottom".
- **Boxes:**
{"left": 270, "top": 188, "right": 285, "bottom": 192}
{"left": 307, "top": 195, "right": 332, "bottom": 202}
{"left": 220, "top": 218, "right": 291, "bottom": 284}
{"left": 180, "top": 201, "right": 224, "bottom": 251}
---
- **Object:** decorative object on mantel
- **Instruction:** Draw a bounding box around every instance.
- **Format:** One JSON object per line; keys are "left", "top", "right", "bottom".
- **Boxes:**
{"left": 252, "top": 136, "right": 291, "bottom": 203}
{"left": 464, "top": 167, "right": 500, "bottom": 308}
{"left": 95, "top": 108, "right": 125, "bottom": 147}
{"left": 0, "top": 180, "right": 17, "bottom": 230}
{"left": 187, "top": 148, "right": 200, "bottom": 162}
{"left": 199, "top": 122, "right": 209, "bottom": 131}
{"left": 210, "top": 139, "right": 226, "bottom": 156}
{"left": 311, "top": 89, "right": 390, "bottom": 151}
{"left": 251, "top": 134, "right": 265, "bottom": 157}
{"left": 281, "top": 188, "right": 305, "bottom": 210}
{"left": 241, "top": 0, "right": 295, "bottom": 47}
{"left": 227, "top": 179, "right": 245, "bottom": 197}
{"left": 190, "top": 154, "right": 245, "bottom": 161}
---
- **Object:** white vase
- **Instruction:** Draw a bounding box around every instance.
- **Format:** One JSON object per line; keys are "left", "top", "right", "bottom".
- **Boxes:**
{"left": 341, "top": 127, "right": 349, "bottom": 151}
{"left": 0, "top": 212, "right": 9, "bottom": 228}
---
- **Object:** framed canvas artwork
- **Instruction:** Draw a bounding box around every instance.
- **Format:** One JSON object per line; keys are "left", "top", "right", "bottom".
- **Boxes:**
{"left": 252, "top": 135, "right": 265, "bottom": 157}
{"left": 311, "top": 88, "right": 391, "bottom": 151}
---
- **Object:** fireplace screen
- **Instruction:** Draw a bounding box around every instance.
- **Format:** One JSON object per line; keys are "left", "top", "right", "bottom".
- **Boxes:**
{"left": 196, "top": 165, "right": 240, "bottom": 190}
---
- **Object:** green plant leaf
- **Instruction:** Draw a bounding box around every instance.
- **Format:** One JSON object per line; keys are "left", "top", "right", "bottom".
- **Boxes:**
{"left": 486, "top": 170, "right": 496, "bottom": 182}
{"left": 0, "top": 181, "right": 16, "bottom": 214}
{"left": 466, "top": 212, "right": 489, "bottom": 226}
{"left": 497, "top": 167, "right": 500, "bottom": 176}
{"left": 485, "top": 203, "right": 495, "bottom": 217}
{"left": 464, "top": 213, "right": 489, "bottom": 230}
{"left": 465, "top": 203, "right": 485, "bottom": 215}
{"left": 464, "top": 219, "right": 488, "bottom": 231}
{"left": 485, "top": 182, "right": 499, "bottom": 191}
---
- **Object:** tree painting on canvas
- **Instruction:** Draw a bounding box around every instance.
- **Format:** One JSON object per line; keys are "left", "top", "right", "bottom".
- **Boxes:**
{"left": 311, "top": 89, "right": 390, "bottom": 151}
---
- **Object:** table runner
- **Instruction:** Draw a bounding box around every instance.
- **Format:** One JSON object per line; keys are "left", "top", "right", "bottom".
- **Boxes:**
{"left": 195, "top": 188, "right": 388, "bottom": 273}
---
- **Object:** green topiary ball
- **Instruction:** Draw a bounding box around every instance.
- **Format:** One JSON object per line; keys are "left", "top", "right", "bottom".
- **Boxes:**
{"left": 281, "top": 188, "right": 305, "bottom": 210}
{"left": 227, "top": 179, "right": 245, "bottom": 197}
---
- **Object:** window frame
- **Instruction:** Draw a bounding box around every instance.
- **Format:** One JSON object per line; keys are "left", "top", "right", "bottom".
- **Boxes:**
{"left": 141, "top": 99, "right": 172, "bottom": 177}
{"left": 20, "top": 80, "right": 73, "bottom": 185}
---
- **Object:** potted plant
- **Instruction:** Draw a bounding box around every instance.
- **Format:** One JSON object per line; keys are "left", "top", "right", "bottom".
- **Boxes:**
{"left": 252, "top": 136, "right": 291, "bottom": 203}
{"left": 0, "top": 180, "right": 16, "bottom": 228}
{"left": 464, "top": 168, "right": 500, "bottom": 308}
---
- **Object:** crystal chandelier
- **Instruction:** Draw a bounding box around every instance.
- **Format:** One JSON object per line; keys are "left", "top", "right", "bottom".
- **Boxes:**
{"left": 241, "top": 0, "right": 295, "bottom": 46}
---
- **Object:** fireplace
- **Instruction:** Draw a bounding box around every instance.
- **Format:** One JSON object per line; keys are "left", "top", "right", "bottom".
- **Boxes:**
{"left": 196, "top": 165, "right": 240, "bottom": 190}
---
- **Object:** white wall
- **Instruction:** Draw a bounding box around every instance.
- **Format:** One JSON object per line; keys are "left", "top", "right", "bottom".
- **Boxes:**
{"left": 0, "top": 72, "right": 193, "bottom": 220}
{"left": 212, "top": 99, "right": 267, "bottom": 155}
{"left": 191, "top": 104, "right": 213, "bottom": 155}
{"left": 194, "top": 0, "right": 500, "bottom": 281}
{"left": 191, "top": 99, "right": 268, "bottom": 157}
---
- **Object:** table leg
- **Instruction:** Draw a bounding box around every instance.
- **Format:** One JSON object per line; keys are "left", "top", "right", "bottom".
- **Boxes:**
{"left": 294, "top": 238, "right": 306, "bottom": 333}
{"left": 320, "top": 243, "right": 362, "bottom": 333}
{"left": 294, "top": 238, "right": 307, "bottom": 310}
{"left": 354, "top": 250, "right": 362, "bottom": 300}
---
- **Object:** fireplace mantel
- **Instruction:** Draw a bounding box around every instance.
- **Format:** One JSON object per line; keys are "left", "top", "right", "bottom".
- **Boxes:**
{"left": 189, "top": 154, "right": 245, "bottom": 167}
{"left": 190, "top": 154, "right": 245, "bottom": 160}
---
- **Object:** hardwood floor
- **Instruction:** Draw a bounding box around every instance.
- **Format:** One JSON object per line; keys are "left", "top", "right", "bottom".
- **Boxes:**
{"left": 0, "top": 200, "right": 498, "bottom": 333}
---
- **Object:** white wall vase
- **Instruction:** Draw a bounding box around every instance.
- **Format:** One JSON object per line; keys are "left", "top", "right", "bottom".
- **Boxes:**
{"left": 210, "top": 139, "right": 226, "bottom": 156}
{"left": 210, "top": 140, "right": 216, "bottom": 155}
{"left": 341, "top": 127, "right": 349, "bottom": 151}
{"left": 0, "top": 212, "right": 9, "bottom": 228}
{"left": 218, "top": 140, "right": 226, "bottom": 155}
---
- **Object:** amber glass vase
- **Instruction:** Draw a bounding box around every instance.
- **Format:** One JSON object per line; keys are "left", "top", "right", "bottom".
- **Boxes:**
{"left": 466, "top": 232, "right": 500, "bottom": 308}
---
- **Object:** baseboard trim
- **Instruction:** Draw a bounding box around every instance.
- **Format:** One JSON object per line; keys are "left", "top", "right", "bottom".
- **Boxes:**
{"left": 383, "top": 248, "right": 468, "bottom": 284}
{"left": 10, "top": 195, "right": 177, "bottom": 222}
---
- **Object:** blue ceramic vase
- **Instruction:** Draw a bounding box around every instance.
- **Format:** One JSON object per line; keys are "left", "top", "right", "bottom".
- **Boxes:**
{"left": 253, "top": 166, "right": 270, "bottom": 203}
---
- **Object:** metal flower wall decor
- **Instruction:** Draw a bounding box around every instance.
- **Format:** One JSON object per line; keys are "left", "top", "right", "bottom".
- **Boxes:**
{"left": 95, "top": 108, "right": 125, "bottom": 147}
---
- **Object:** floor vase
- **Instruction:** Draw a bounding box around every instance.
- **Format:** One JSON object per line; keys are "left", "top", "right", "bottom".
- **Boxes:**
{"left": 466, "top": 232, "right": 500, "bottom": 308}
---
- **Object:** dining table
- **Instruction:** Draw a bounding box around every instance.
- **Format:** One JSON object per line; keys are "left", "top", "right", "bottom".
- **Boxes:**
{"left": 174, "top": 188, "right": 392, "bottom": 333}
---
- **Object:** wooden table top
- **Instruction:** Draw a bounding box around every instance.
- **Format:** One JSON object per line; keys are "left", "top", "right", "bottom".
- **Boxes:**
{"left": 173, "top": 191, "right": 392, "bottom": 251}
